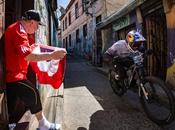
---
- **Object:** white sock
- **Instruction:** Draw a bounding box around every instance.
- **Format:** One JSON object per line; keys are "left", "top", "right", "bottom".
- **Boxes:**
{"left": 39, "top": 117, "right": 51, "bottom": 130}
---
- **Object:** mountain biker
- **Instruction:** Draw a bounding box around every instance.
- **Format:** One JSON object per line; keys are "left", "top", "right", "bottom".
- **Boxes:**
{"left": 104, "top": 30, "right": 146, "bottom": 80}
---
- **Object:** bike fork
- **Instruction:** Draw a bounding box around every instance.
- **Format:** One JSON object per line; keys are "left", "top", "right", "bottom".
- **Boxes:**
{"left": 139, "top": 83, "right": 149, "bottom": 100}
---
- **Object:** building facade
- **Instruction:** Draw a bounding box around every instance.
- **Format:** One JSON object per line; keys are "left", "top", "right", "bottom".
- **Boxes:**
{"left": 60, "top": 0, "right": 130, "bottom": 61}
{"left": 96, "top": 0, "right": 175, "bottom": 88}
{"left": 60, "top": 0, "right": 104, "bottom": 59}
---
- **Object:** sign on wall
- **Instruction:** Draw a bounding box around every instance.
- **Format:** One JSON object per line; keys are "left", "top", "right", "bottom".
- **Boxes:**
{"left": 112, "top": 15, "right": 130, "bottom": 31}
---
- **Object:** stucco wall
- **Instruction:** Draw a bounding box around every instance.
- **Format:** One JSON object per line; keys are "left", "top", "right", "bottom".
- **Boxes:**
{"left": 106, "top": 0, "right": 133, "bottom": 17}
{"left": 60, "top": 0, "right": 105, "bottom": 56}
{"left": 60, "top": 0, "right": 133, "bottom": 57}
{"left": 35, "top": 0, "right": 49, "bottom": 45}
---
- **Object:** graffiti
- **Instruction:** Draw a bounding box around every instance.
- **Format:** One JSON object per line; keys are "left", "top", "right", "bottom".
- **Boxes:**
{"left": 169, "top": 52, "right": 175, "bottom": 64}
{"left": 166, "top": 52, "right": 175, "bottom": 86}
{"left": 35, "top": 0, "right": 49, "bottom": 45}
{"left": 172, "top": 71, "right": 175, "bottom": 79}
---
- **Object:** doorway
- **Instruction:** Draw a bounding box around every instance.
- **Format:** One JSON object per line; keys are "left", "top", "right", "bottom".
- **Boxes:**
{"left": 144, "top": 8, "right": 167, "bottom": 80}
{"left": 2, "top": 0, "right": 35, "bottom": 125}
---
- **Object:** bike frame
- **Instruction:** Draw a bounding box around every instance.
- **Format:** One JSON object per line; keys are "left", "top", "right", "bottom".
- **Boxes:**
{"left": 127, "top": 53, "right": 149, "bottom": 100}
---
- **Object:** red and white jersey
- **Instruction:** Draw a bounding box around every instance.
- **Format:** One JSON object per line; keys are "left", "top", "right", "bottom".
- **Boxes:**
{"left": 5, "top": 22, "right": 33, "bottom": 82}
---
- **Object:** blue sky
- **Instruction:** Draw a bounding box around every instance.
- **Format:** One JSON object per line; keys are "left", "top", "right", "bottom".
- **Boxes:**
{"left": 58, "top": 0, "right": 70, "bottom": 8}
{"left": 56, "top": 0, "right": 70, "bottom": 17}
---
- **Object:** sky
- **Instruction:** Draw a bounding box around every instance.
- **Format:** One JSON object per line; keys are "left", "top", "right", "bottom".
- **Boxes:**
{"left": 58, "top": 0, "right": 70, "bottom": 8}
{"left": 56, "top": 0, "right": 70, "bottom": 18}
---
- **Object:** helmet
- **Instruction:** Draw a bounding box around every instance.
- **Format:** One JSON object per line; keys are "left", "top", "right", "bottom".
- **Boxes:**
{"left": 126, "top": 30, "right": 146, "bottom": 48}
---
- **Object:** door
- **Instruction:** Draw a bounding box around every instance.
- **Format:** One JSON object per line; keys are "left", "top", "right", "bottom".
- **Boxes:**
{"left": 2, "top": 0, "right": 35, "bottom": 126}
{"left": 0, "top": 0, "right": 9, "bottom": 129}
{"left": 144, "top": 8, "right": 167, "bottom": 80}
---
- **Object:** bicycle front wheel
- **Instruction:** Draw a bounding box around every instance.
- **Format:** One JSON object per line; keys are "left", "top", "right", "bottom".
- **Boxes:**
{"left": 140, "top": 76, "right": 175, "bottom": 126}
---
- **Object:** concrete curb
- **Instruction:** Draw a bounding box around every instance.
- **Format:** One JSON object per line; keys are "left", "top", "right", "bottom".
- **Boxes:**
{"left": 86, "top": 61, "right": 109, "bottom": 77}
{"left": 95, "top": 67, "right": 108, "bottom": 77}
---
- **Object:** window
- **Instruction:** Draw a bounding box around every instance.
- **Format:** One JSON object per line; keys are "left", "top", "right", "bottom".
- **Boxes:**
{"left": 68, "top": 12, "right": 71, "bottom": 25}
{"left": 63, "top": 39, "right": 65, "bottom": 48}
{"left": 65, "top": 17, "right": 67, "bottom": 29}
{"left": 76, "top": 29, "right": 80, "bottom": 43}
{"left": 66, "top": 37, "right": 68, "bottom": 49}
{"left": 82, "top": 0, "right": 90, "bottom": 13}
{"left": 62, "top": 20, "right": 65, "bottom": 31}
{"left": 69, "top": 34, "right": 71, "bottom": 47}
{"left": 83, "top": 24, "right": 87, "bottom": 38}
{"left": 75, "top": 2, "right": 79, "bottom": 19}
{"left": 82, "top": 0, "right": 85, "bottom": 13}
{"left": 96, "top": 15, "right": 102, "bottom": 25}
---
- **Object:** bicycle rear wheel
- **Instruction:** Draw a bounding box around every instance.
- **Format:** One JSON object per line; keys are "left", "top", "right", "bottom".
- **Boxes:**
{"left": 140, "top": 76, "right": 175, "bottom": 125}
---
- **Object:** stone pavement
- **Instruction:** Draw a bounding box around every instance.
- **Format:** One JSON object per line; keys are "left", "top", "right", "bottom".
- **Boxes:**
{"left": 95, "top": 65, "right": 108, "bottom": 76}
{"left": 94, "top": 64, "right": 175, "bottom": 129}
{"left": 63, "top": 58, "right": 164, "bottom": 130}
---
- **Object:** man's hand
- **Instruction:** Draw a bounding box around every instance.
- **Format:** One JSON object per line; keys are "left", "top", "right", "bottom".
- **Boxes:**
{"left": 26, "top": 46, "right": 67, "bottom": 61}
{"left": 51, "top": 49, "right": 67, "bottom": 60}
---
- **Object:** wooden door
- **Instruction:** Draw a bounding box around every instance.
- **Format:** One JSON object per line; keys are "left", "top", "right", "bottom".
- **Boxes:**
{"left": 144, "top": 8, "right": 167, "bottom": 80}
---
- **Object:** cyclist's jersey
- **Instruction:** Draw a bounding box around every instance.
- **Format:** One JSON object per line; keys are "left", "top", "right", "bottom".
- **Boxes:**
{"left": 105, "top": 40, "right": 135, "bottom": 57}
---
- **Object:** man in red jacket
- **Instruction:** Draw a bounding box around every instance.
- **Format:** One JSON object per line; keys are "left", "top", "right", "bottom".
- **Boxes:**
{"left": 4, "top": 10, "right": 66, "bottom": 130}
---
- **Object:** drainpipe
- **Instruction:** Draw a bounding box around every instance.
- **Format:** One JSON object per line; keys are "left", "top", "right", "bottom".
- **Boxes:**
{"left": 92, "top": 2, "right": 97, "bottom": 65}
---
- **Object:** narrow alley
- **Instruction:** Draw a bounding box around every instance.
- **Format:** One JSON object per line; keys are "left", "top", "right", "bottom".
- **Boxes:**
{"left": 63, "top": 56, "right": 171, "bottom": 130}
{"left": 1, "top": 0, "right": 175, "bottom": 130}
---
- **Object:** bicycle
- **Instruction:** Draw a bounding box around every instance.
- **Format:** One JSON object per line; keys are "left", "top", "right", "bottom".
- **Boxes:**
{"left": 109, "top": 50, "right": 175, "bottom": 125}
